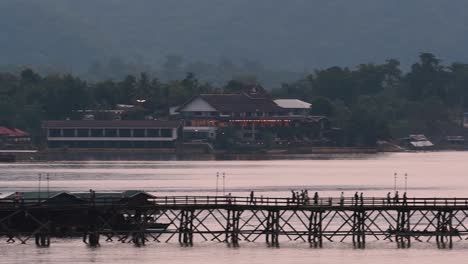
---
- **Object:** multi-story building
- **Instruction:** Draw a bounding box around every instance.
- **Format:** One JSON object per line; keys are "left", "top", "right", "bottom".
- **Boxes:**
{"left": 175, "top": 90, "right": 329, "bottom": 141}
{"left": 42, "top": 120, "right": 181, "bottom": 149}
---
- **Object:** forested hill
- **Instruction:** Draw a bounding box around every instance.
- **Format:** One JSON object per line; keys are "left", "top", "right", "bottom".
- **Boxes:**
{"left": 2, "top": 0, "right": 468, "bottom": 81}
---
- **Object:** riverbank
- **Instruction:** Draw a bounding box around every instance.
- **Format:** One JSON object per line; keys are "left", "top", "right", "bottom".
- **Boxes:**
{"left": 3, "top": 145, "right": 468, "bottom": 162}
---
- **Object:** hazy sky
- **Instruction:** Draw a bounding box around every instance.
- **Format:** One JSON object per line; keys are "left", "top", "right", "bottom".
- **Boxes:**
{"left": 2, "top": 0, "right": 468, "bottom": 72}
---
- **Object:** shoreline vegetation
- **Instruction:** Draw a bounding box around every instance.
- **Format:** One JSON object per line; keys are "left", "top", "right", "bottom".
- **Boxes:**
{"left": 1, "top": 52, "right": 468, "bottom": 152}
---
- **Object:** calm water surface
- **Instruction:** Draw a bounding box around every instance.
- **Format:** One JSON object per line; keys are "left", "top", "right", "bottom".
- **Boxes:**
{"left": 0, "top": 151, "right": 467, "bottom": 263}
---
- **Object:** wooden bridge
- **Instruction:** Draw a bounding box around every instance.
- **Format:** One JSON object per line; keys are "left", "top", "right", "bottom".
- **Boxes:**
{"left": 1, "top": 193, "right": 468, "bottom": 249}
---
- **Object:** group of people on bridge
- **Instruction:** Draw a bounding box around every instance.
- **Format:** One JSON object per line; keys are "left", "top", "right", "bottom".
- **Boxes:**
{"left": 290, "top": 190, "right": 320, "bottom": 205}
{"left": 242, "top": 190, "right": 409, "bottom": 207}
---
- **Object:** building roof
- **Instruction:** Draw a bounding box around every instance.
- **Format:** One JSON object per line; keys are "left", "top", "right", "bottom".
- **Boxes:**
{"left": 3, "top": 191, "right": 86, "bottom": 204}
{"left": 410, "top": 141, "right": 434, "bottom": 148}
{"left": 72, "top": 190, "right": 154, "bottom": 200}
{"left": 179, "top": 94, "right": 284, "bottom": 113}
{"left": 0, "top": 127, "right": 14, "bottom": 135}
{"left": 0, "top": 127, "right": 29, "bottom": 137}
{"left": 42, "top": 120, "right": 181, "bottom": 129}
{"left": 274, "top": 99, "right": 311, "bottom": 109}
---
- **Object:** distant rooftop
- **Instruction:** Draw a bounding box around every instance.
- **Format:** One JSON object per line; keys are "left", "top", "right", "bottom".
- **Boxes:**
{"left": 178, "top": 93, "right": 284, "bottom": 113}
{"left": 0, "top": 127, "right": 29, "bottom": 137}
{"left": 42, "top": 120, "right": 181, "bottom": 129}
{"left": 274, "top": 99, "right": 311, "bottom": 109}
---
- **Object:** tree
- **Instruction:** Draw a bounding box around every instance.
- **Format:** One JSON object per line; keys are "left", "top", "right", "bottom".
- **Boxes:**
{"left": 404, "top": 53, "right": 449, "bottom": 101}
{"left": 310, "top": 97, "right": 334, "bottom": 116}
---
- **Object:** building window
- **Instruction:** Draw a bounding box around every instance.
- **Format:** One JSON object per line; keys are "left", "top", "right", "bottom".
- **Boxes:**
{"left": 91, "top": 129, "right": 104, "bottom": 137}
{"left": 133, "top": 129, "right": 145, "bottom": 137}
{"left": 194, "top": 112, "right": 203, "bottom": 116}
{"left": 49, "top": 129, "right": 61, "bottom": 137}
{"left": 77, "top": 129, "right": 89, "bottom": 137}
{"left": 119, "top": 129, "right": 131, "bottom": 137}
{"left": 63, "top": 129, "right": 75, "bottom": 137}
{"left": 221, "top": 112, "right": 230, "bottom": 116}
{"left": 161, "top": 129, "right": 172, "bottom": 137}
{"left": 246, "top": 112, "right": 252, "bottom": 117}
{"left": 147, "top": 129, "right": 160, "bottom": 137}
{"left": 105, "top": 129, "right": 117, "bottom": 137}
{"left": 256, "top": 112, "right": 264, "bottom": 117}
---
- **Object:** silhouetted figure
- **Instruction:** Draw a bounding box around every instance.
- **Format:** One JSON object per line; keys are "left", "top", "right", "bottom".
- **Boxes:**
{"left": 354, "top": 192, "right": 359, "bottom": 206}
{"left": 387, "top": 192, "right": 391, "bottom": 205}
{"left": 304, "top": 190, "right": 309, "bottom": 205}
{"left": 249, "top": 191, "right": 255, "bottom": 205}
{"left": 360, "top": 192, "right": 364, "bottom": 206}
{"left": 300, "top": 190, "right": 305, "bottom": 204}
{"left": 340, "top": 192, "right": 345, "bottom": 206}
{"left": 291, "top": 190, "right": 296, "bottom": 204}
{"left": 313, "top": 192, "right": 319, "bottom": 205}
{"left": 394, "top": 191, "right": 399, "bottom": 204}
{"left": 403, "top": 192, "right": 407, "bottom": 205}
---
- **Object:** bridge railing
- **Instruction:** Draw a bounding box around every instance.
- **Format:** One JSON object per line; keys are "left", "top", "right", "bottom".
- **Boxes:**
{"left": 149, "top": 196, "right": 468, "bottom": 208}
{"left": 1, "top": 196, "right": 468, "bottom": 209}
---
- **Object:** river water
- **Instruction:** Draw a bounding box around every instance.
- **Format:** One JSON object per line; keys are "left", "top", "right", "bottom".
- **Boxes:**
{"left": 0, "top": 151, "right": 467, "bottom": 263}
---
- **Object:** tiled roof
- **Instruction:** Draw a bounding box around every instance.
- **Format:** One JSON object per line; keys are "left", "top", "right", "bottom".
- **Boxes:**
{"left": 0, "top": 127, "right": 14, "bottom": 135}
{"left": 0, "top": 127, "right": 29, "bottom": 137}
{"left": 194, "top": 94, "right": 284, "bottom": 113}
{"left": 42, "top": 120, "right": 181, "bottom": 129}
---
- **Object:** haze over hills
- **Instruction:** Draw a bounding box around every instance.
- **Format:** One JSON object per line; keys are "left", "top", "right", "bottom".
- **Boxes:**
{"left": 2, "top": 0, "right": 468, "bottom": 84}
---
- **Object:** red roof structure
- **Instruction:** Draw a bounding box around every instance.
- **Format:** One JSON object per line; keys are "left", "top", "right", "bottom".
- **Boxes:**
{"left": 0, "top": 127, "right": 29, "bottom": 137}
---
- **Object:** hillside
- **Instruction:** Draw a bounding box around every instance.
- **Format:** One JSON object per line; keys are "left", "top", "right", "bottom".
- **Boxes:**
{"left": 2, "top": 0, "right": 468, "bottom": 82}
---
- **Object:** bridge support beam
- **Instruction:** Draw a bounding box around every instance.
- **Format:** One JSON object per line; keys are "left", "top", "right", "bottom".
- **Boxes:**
{"left": 308, "top": 211, "right": 323, "bottom": 248}
{"left": 352, "top": 210, "right": 366, "bottom": 249}
{"left": 178, "top": 210, "right": 194, "bottom": 246}
{"left": 436, "top": 210, "right": 453, "bottom": 249}
{"left": 396, "top": 210, "right": 411, "bottom": 248}
{"left": 226, "top": 210, "right": 242, "bottom": 247}
{"left": 35, "top": 232, "right": 50, "bottom": 247}
{"left": 265, "top": 210, "right": 280, "bottom": 247}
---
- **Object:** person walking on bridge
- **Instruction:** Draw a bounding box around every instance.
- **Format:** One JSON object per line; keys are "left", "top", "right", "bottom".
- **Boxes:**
{"left": 394, "top": 191, "right": 399, "bottom": 204}
{"left": 354, "top": 192, "right": 359, "bottom": 206}
{"left": 249, "top": 191, "right": 255, "bottom": 205}
{"left": 313, "top": 192, "right": 319, "bottom": 205}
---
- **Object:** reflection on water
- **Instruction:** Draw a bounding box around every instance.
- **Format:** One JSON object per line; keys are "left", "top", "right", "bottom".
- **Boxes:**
{"left": 0, "top": 152, "right": 467, "bottom": 263}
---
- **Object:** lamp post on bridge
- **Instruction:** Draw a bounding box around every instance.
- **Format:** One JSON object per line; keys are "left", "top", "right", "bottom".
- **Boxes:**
{"left": 223, "top": 172, "right": 226, "bottom": 196}
{"left": 404, "top": 173, "right": 408, "bottom": 193}
{"left": 216, "top": 172, "right": 219, "bottom": 196}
